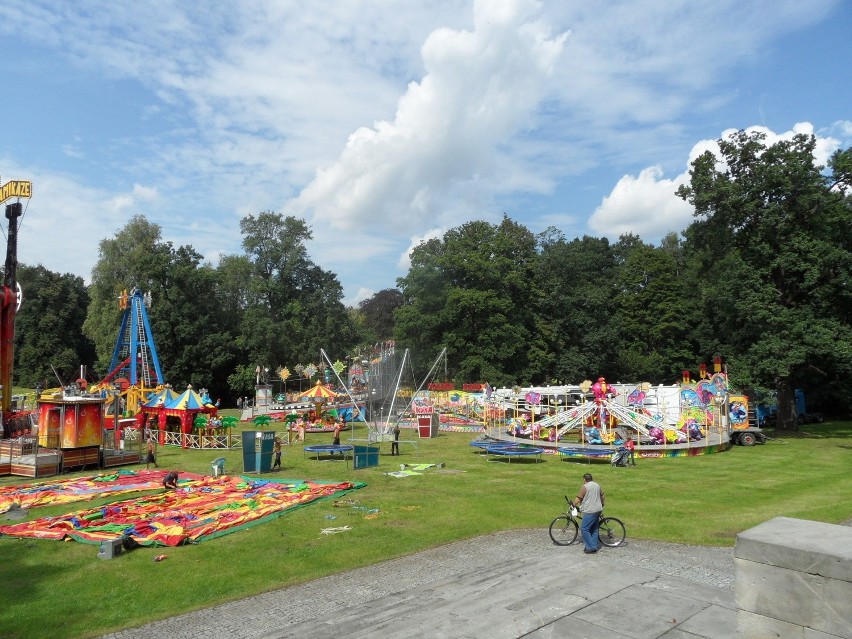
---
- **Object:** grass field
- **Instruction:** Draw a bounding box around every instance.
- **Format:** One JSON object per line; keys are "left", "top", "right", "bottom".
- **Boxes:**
{"left": 1, "top": 418, "right": 850, "bottom": 638}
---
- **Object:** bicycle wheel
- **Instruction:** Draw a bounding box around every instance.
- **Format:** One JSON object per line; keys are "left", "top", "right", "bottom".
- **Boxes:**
{"left": 549, "top": 515, "right": 579, "bottom": 546}
{"left": 598, "top": 517, "right": 626, "bottom": 547}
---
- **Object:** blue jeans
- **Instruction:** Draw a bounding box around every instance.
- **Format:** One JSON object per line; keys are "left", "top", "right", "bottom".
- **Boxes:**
{"left": 581, "top": 511, "right": 601, "bottom": 551}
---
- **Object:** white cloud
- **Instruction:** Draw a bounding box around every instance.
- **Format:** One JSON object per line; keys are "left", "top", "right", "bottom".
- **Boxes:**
{"left": 348, "top": 287, "right": 375, "bottom": 308}
{"left": 398, "top": 228, "right": 446, "bottom": 271}
{"left": 292, "top": 0, "right": 568, "bottom": 234}
{"left": 588, "top": 166, "right": 691, "bottom": 241}
{"left": 4, "top": 166, "right": 132, "bottom": 281}
{"left": 717, "top": 122, "right": 840, "bottom": 167}
{"left": 62, "top": 144, "right": 85, "bottom": 160}
{"left": 831, "top": 120, "right": 852, "bottom": 140}
{"left": 0, "top": 0, "right": 847, "bottom": 300}
{"left": 589, "top": 122, "right": 844, "bottom": 243}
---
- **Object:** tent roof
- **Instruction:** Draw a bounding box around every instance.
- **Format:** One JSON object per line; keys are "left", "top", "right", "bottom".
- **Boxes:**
{"left": 142, "top": 387, "right": 179, "bottom": 408}
{"left": 298, "top": 381, "right": 339, "bottom": 401}
{"left": 165, "top": 388, "right": 208, "bottom": 411}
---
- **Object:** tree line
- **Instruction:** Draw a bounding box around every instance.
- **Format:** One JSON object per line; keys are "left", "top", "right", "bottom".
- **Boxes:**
{"left": 10, "top": 131, "right": 851, "bottom": 429}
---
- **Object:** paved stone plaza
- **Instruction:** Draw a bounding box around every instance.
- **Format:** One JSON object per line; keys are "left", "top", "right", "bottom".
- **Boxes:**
{"left": 103, "top": 530, "right": 738, "bottom": 639}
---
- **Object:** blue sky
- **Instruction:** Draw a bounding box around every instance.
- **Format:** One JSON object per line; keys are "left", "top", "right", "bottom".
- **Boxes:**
{"left": 1, "top": 0, "right": 849, "bottom": 306}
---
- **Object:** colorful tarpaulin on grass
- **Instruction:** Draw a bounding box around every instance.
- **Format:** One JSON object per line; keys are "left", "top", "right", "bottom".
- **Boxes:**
{"left": 0, "top": 475, "right": 364, "bottom": 546}
{"left": 0, "top": 470, "right": 188, "bottom": 514}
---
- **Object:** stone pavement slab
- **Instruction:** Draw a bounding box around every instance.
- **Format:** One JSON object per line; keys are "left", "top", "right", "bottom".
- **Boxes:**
{"left": 102, "top": 531, "right": 736, "bottom": 639}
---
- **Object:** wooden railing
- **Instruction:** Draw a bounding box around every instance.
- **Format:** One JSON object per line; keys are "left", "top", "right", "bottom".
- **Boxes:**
{"left": 149, "top": 429, "right": 243, "bottom": 449}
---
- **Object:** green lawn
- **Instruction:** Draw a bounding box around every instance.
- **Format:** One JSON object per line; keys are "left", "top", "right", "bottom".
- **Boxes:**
{"left": 1, "top": 419, "right": 850, "bottom": 639}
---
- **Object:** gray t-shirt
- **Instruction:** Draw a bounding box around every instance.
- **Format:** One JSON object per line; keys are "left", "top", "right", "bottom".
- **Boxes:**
{"left": 579, "top": 481, "right": 603, "bottom": 513}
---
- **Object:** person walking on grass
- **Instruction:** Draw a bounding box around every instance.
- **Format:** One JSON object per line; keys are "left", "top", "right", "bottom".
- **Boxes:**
{"left": 146, "top": 438, "right": 158, "bottom": 469}
{"left": 390, "top": 423, "right": 400, "bottom": 456}
{"left": 272, "top": 436, "right": 282, "bottom": 470}
{"left": 574, "top": 473, "right": 604, "bottom": 554}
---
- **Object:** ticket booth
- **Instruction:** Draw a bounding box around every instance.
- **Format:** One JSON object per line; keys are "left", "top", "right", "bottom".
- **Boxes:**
{"left": 415, "top": 406, "right": 438, "bottom": 438}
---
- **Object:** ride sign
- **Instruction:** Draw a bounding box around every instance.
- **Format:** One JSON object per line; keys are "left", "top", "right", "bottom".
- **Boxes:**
{"left": 0, "top": 180, "right": 32, "bottom": 203}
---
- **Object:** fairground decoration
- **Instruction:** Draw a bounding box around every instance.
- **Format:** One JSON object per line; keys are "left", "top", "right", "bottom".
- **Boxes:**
{"left": 0, "top": 179, "right": 31, "bottom": 203}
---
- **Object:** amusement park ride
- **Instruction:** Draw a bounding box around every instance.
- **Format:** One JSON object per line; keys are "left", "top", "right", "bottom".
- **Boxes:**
{"left": 0, "top": 178, "right": 179, "bottom": 477}
{"left": 0, "top": 190, "right": 26, "bottom": 430}
{"left": 0, "top": 174, "right": 764, "bottom": 476}
{"left": 88, "top": 286, "right": 164, "bottom": 418}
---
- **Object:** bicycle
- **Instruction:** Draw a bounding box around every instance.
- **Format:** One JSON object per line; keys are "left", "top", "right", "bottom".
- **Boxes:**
{"left": 549, "top": 496, "right": 627, "bottom": 547}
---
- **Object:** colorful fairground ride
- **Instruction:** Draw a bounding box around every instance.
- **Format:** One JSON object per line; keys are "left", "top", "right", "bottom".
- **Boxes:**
{"left": 242, "top": 349, "right": 371, "bottom": 444}
{"left": 1, "top": 185, "right": 151, "bottom": 475}
{"left": 45, "top": 286, "right": 167, "bottom": 427}
{"left": 476, "top": 361, "right": 759, "bottom": 461}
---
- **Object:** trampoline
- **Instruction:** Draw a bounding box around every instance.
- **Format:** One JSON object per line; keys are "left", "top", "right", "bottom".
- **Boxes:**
{"left": 557, "top": 446, "right": 616, "bottom": 463}
{"left": 484, "top": 444, "right": 544, "bottom": 463}
{"left": 469, "top": 439, "right": 513, "bottom": 454}
{"left": 303, "top": 444, "right": 354, "bottom": 465}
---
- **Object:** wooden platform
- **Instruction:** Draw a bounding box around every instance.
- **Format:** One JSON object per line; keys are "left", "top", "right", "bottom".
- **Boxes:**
{"left": 3, "top": 451, "right": 62, "bottom": 477}
{"left": 0, "top": 440, "right": 141, "bottom": 477}
{"left": 61, "top": 446, "right": 100, "bottom": 471}
{"left": 102, "top": 449, "right": 143, "bottom": 468}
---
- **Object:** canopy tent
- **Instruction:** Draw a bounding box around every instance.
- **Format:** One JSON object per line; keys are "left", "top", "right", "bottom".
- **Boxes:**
{"left": 168, "top": 388, "right": 209, "bottom": 410}
{"left": 298, "top": 381, "right": 340, "bottom": 402}
{"left": 298, "top": 381, "right": 340, "bottom": 421}
{"left": 141, "top": 387, "right": 179, "bottom": 408}
{"left": 138, "top": 386, "right": 216, "bottom": 447}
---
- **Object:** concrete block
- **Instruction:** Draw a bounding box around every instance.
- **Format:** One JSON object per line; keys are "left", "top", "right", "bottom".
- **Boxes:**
{"left": 804, "top": 628, "right": 848, "bottom": 639}
{"left": 738, "top": 609, "right": 849, "bottom": 638}
{"left": 736, "top": 517, "right": 852, "bottom": 638}
{"left": 735, "top": 517, "right": 852, "bottom": 581}
{"left": 736, "top": 559, "right": 852, "bottom": 636}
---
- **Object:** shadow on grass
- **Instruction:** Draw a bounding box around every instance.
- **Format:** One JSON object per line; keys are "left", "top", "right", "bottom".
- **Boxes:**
{"left": 765, "top": 421, "right": 852, "bottom": 440}
{"left": 484, "top": 456, "right": 548, "bottom": 464}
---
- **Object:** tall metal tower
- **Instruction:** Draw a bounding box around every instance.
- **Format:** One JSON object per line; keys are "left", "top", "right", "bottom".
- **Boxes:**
{"left": 108, "top": 287, "right": 163, "bottom": 388}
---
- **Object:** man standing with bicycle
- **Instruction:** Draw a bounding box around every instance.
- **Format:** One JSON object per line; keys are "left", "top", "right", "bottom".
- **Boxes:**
{"left": 575, "top": 473, "right": 605, "bottom": 554}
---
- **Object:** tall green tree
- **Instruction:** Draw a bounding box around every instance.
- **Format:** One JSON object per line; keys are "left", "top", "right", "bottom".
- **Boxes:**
{"left": 678, "top": 131, "right": 852, "bottom": 428}
{"left": 396, "top": 216, "right": 547, "bottom": 386}
{"left": 146, "top": 245, "right": 236, "bottom": 392}
{"left": 358, "top": 288, "right": 404, "bottom": 341}
{"left": 84, "top": 215, "right": 168, "bottom": 370}
{"left": 535, "top": 233, "right": 619, "bottom": 383}
{"left": 610, "top": 234, "right": 700, "bottom": 382}
{"left": 14, "top": 265, "right": 95, "bottom": 387}
{"left": 84, "top": 216, "right": 236, "bottom": 399}
{"left": 226, "top": 211, "right": 356, "bottom": 396}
